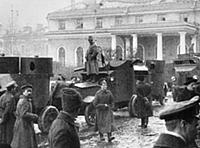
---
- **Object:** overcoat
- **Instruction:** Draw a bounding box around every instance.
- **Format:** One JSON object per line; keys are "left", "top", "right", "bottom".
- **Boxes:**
{"left": 93, "top": 89, "right": 115, "bottom": 133}
{"left": 0, "top": 91, "right": 16, "bottom": 145}
{"left": 85, "top": 44, "right": 99, "bottom": 75}
{"left": 11, "top": 95, "right": 38, "bottom": 148}
{"left": 48, "top": 111, "right": 80, "bottom": 148}
{"left": 153, "top": 133, "right": 187, "bottom": 148}
{"left": 134, "top": 81, "right": 153, "bottom": 118}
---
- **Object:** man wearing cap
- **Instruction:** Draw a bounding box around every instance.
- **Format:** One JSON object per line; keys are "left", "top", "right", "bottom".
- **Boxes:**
{"left": 11, "top": 84, "right": 38, "bottom": 148}
{"left": 0, "top": 81, "right": 17, "bottom": 148}
{"left": 93, "top": 80, "right": 115, "bottom": 142}
{"left": 48, "top": 88, "right": 82, "bottom": 148}
{"left": 85, "top": 36, "right": 99, "bottom": 83}
{"left": 176, "top": 76, "right": 199, "bottom": 102}
{"left": 153, "top": 96, "right": 200, "bottom": 148}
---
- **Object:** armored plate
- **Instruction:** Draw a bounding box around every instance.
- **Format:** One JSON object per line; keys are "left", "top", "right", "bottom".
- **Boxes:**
{"left": 38, "top": 105, "right": 59, "bottom": 134}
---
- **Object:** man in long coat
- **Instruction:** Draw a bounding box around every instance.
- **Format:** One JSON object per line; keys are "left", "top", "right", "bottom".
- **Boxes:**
{"left": 85, "top": 36, "right": 99, "bottom": 82}
{"left": 0, "top": 81, "right": 17, "bottom": 148}
{"left": 11, "top": 84, "right": 38, "bottom": 148}
{"left": 134, "top": 76, "right": 152, "bottom": 128}
{"left": 48, "top": 88, "right": 82, "bottom": 148}
{"left": 93, "top": 80, "right": 115, "bottom": 142}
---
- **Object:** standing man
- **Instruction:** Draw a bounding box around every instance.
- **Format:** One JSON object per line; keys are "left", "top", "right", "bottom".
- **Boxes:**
{"left": 134, "top": 76, "right": 152, "bottom": 128}
{"left": 11, "top": 84, "right": 38, "bottom": 148}
{"left": 48, "top": 88, "right": 82, "bottom": 148}
{"left": 93, "top": 80, "right": 115, "bottom": 142}
{"left": 85, "top": 36, "right": 99, "bottom": 83}
{"left": 153, "top": 96, "right": 200, "bottom": 148}
{"left": 0, "top": 81, "right": 17, "bottom": 148}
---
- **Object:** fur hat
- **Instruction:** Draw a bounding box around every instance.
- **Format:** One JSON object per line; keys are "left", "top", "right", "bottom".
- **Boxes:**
{"left": 62, "top": 88, "right": 82, "bottom": 112}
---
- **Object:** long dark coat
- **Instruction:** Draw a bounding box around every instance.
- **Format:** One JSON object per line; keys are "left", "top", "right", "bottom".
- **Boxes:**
{"left": 153, "top": 133, "right": 187, "bottom": 148}
{"left": 48, "top": 111, "right": 80, "bottom": 148}
{"left": 93, "top": 89, "right": 115, "bottom": 134}
{"left": 85, "top": 44, "right": 99, "bottom": 75}
{"left": 11, "top": 95, "right": 38, "bottom": 148}
{"left": 134, "top": 81, "right": 153, "bottom": 118}
{"left": 0, "top": 91, "right": 16, "bottom": 145}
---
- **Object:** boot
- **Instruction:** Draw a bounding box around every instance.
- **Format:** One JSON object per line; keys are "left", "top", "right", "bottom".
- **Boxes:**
{"left": 107, "top": 132, "right": 115, "bottom": 142}
{"left": 99, "top": 132, "right": 105, "bottom": 141}
{"left": 141, "top": 118, "right": 146, "bottom": 128}
{"left": 144, "top": 117, "right": 149, "bottom": 128}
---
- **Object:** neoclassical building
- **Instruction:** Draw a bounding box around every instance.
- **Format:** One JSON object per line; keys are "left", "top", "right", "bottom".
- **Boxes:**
{"left": 46, "top": 0, "right": 200, "bottom": 67}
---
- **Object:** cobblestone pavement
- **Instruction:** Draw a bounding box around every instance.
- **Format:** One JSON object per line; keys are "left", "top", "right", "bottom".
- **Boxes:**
{"left": 79, "top": 108, "right": 165, "bottom": 148}
{"left": 38, "top": 92, "right": 174, "bottom": 148}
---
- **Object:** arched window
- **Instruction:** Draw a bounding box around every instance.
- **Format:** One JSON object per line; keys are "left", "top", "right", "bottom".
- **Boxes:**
{"left": 76, "top": 47, "right": 83, "bottom": 67}
{"left": 58, "top": 47, "right": 65, "bottom": 66}
{"left": 135, "top": 45, "right": 144, "bottom": 60}
{"left": 0, "top": 41, "right": 3, "bottom": 49}
{"left": 116, "top": 45, "right": 123, "bottom": 60}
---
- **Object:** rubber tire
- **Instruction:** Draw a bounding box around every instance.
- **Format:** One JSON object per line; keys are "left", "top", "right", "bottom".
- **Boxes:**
{"left": 128, "top": 97, "right": 134, "bottom": 117}
{"left": 128, "top": 95, "right": 137, "bottom": 117}
{"left": 84, "top": 103, "right": 96, "bottom": 126}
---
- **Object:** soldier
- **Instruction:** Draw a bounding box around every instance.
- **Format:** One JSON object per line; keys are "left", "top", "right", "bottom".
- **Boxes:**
{"left": 11, "top": 84, "right": 38, "bottom": 148}
{"left": 134, "top": 76, "right": 152, "bottom": 128}
{"left": 50, "top": 74, "right": 68, "bottom": 111}
{"left": 93, "top": 80, "right": 115, "bottom": 142}
{"left": 153, "top": 96, "right": 200, "bottom": 148}
{"left": 85, "top": 36, "right": 99, "bottom": 83}
{"left": 48, "top": 88, "right": 82, "bottom": 148}
{"left": 177, "top": 76, "right": 198, "bottom": 102}
{"left": 0, "top": 81, "right": 17, "bottom": 148}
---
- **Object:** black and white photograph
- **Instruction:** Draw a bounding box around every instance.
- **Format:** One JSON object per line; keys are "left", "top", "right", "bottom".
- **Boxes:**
{"left": 0, "top": 0, "right": 200, "bottom": 147}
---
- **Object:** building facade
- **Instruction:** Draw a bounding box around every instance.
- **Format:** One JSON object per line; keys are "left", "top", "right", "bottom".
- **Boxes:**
{"left": 46, "top": 0, "right": 200, "bottom": 67}
{"left": 0, "top": 25, "right": 48, "bottom": 57}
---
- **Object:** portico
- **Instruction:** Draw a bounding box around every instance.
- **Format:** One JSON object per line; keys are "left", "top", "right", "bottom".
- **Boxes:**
{"left": 110, "top": 22, "right": 198, "bottom": 62}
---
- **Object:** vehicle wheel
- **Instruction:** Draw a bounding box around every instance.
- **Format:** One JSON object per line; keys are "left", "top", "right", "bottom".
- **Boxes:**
{"left": 85, "top": 103, "right": 96, "bottom": 126}
{"left": 128, "top": 95, "right": 137, "bottom": 117}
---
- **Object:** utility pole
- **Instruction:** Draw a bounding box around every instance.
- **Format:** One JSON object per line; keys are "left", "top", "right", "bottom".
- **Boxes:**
{"left": 10, "top": 5, "right": 14, "bottom": 56}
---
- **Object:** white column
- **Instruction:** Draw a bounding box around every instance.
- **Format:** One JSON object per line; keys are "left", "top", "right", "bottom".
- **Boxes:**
{"left": 125, "top": 37, "right": 130, "bottom": 59}
{"left": 179, "top": 32, "right": 186, "bottom": 54}
{"left": 191, "top": 35, "right": 197, "bottom": 53}
{"left": 132, "top": 34, "right": 138, "bottom": 57}
{"left": 111, "top": 35, "right": 116, "bottom": 51}
{"left": 156, "top": 33, "right": 163, "bottom": 60}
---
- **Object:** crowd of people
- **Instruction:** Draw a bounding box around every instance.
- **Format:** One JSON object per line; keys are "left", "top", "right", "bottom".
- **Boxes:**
{"left": 0, "top": 82, "right": 38, "bottom": 148}
{"left": 0, "top": 35, "right": 200, "bottom": 148}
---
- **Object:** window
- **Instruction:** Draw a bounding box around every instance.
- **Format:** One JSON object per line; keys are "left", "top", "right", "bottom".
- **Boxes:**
{"left": 75, "top": 18, "right": 83, "bottom": 29}
{"left": 58, "top": 20, "right": 65, "bottom": 30}
{"left": 135, "top": 16, "right": 143, "bottom": 24}
{"left": 96, "top": 17, "right": 102, "bottom": 28}
{"left": 180, "top": 13, "right": 188, "bottom": 22}
{"left": 76, "top": 47, "right": 83, "bottom": 67}
{"left": 115, "top": 16, "right": 123, "bottom": 25}
{"left": 157, "top": 14, "right": 166, "bottom": 21}
{"left": 58, "top": 47, "right": 65, "bottom": 66}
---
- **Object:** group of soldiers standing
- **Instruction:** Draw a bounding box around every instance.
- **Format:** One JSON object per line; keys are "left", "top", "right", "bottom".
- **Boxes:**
{"left": 0, "top": 81, "right": 38, "bottom": 148}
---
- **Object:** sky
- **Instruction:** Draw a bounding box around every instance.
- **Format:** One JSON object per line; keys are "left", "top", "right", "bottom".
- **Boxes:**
{"left": 0, "top": 0, "right": 74, "bottom": 29}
